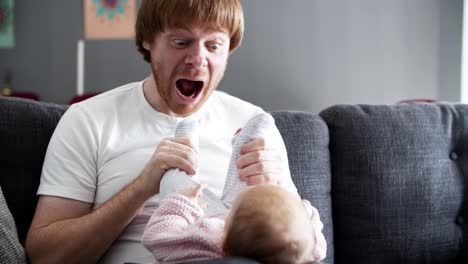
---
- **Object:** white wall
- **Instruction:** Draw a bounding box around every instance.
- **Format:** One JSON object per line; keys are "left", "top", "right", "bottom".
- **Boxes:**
{"left": 462, "top": 0, "right": 468, "bottom": 103}
{"left": 221, "top": 0, "right": 462, "bottom": 113}
{"left": 439, "top": 0, "right": 463, "bottom": 102}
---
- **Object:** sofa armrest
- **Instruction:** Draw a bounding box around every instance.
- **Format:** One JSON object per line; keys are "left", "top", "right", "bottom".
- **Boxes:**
{"left": 0, "top": 96, "right": 67, "bottom": 245}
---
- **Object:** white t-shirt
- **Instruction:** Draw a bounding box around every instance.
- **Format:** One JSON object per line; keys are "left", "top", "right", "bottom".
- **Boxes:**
{"left": 38, "top": 81, "right": 295, "bottom": 264}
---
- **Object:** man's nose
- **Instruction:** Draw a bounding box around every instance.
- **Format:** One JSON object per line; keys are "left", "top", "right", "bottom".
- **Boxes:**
{"left": 184, "top": 43, "right": 207, "bottom": 68}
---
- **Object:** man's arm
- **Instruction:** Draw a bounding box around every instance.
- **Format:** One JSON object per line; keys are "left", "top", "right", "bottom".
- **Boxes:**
{"left": 26, "top": 175, "right": 151, "bottom": 264}
{"left": 26, "top": 137, "right": 198, "bottom": 264}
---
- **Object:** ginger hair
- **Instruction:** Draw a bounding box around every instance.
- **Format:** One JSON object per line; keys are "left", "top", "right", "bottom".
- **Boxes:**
{"left": 224, "top": 185, "right": 313, "bottom": 264}
{"left": 135, "top": 0, "right": 244, "bottom": 63}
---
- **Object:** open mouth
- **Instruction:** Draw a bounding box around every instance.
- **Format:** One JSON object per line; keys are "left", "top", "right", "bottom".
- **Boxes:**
{"left": 176, "top": 79, "right": 204, "bottom": 99}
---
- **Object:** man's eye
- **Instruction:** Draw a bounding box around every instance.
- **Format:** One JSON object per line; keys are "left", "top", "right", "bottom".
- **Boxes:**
{"left": 173, "top": 39, "right": 188, "bottom": 46}
{"left": 208, "top": 43, "right": 222, "bottom": 50}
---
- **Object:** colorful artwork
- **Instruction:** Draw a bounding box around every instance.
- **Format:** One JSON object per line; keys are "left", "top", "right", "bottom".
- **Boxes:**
{"left": 0, "top": 0, "right": 14, "bottom": 48}
{"left": 84, "top": 0, "right": 135, "bottom": 39}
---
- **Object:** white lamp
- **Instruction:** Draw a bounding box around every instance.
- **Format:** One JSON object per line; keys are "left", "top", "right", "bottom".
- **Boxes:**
{"left": 76, "top": 39, "right": 85, "bottom": 96}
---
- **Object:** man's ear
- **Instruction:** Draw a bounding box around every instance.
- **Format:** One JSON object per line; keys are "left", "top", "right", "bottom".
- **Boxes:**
{"left": 143, "top": 41, "right": 151, "bottom": 51}
{"left": 221, "top": 239, "right": 229, "bottom": 256}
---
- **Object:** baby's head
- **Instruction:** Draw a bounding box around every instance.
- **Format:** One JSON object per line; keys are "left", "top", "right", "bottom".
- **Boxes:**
{"left": 222, "top": 185, "right": 314, "bottom": 264}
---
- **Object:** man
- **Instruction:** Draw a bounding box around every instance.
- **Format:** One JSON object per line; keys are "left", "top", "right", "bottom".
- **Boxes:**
{"left": 26, "top": 1, "right": 296, "bottom": 263}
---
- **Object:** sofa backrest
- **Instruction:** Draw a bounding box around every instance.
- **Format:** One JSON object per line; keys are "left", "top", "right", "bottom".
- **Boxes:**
{"left": 6, "top": 96, "right": 465, "bottom": 263}
{"left": 320, "top": 104, "right": 468, "bottom": 263}
{"left": 272, "top": 111, "right": 334, "bottom": 264}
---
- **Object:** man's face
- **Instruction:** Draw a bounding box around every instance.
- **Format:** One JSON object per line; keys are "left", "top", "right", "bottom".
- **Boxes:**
{"left": 143, "top": 25, "right": 230, "bottom": 116}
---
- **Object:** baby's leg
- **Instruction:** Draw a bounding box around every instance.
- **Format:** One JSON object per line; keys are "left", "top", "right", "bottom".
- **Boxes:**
{"left": 159, "top": 117, "right": 228, "bottom": 215}
{"left": 158, "top": 117, "right": 200, "bottom": 201}
{"left": 221, "top": 112, "right": 275, "bottom": 207}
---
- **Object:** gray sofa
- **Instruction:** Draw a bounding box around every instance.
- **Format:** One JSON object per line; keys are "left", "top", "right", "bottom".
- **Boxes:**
{"left": 0, "top": 96, "right": 466, "bottom": 264}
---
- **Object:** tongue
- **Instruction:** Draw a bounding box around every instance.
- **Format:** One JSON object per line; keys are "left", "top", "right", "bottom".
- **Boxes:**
{"left": 178, "top": 80, "right": 196, "bottom": 96}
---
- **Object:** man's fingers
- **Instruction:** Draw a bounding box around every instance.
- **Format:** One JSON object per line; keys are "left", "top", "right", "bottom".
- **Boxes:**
{"left": 157, "top": 152, "right": 197, "bottom": 175}
{"left": 172, "top": 156, "right": 197, "bottom": 175}
{"left": 160, "top": 137, "right": 198, "bottom": 153}
{"left": 238, "top": 161, "right": 282, "bottom": 180}
{"left": 172, "top": 137, "right": 199, "bottom": 153}
{"left": 142, "top": 137, "right": 200, "bottom": 195}
{"left": 236, "top": 150, "right": 282, "bottom": 169}
{"left": 168, "top": 148, "right": 198, "bottom": 169}
{"left": 239, "top": 138, "right": 274, "bottom": 155}
{"left": 156, "top": 142, "right": 199, "bottom": 174}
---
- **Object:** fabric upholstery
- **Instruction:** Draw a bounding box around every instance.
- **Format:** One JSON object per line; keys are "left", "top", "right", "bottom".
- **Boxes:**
{"left": 0, "top": 186, "right": 27, "bottom": 263}
{"left": 320, "top": 103, "right": 468, "bottom": 263}
{"left": 3, "top": 95, "right": 466, "bottom": 264}
{"left": 272, "top": 111, "right": 334, "bottom": 264}
{"left": 0, "top": 96, "right": 67, "bottom": 245}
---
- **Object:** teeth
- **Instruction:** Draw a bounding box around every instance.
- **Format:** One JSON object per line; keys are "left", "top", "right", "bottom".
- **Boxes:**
{"left": 191, "top": 88, "right": 197, "bottom": 98}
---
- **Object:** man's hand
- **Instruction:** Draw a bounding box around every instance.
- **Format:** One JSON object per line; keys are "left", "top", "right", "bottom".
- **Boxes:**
{"left": 237, "top": 137, "right": 287, "bottom": 185}
{"left": 140, "top": 137, "right": 198, "bottom": 196}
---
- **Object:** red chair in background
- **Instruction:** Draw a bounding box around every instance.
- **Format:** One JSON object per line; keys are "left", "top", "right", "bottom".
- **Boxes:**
{"left": 69, "top": 93, "right": 100, "bottom": 104}
{"left": 398, "top": 99, "right": 438, "bottom": 104}
{"left": 9, "top": 91, "right": 41, "bottom": 101}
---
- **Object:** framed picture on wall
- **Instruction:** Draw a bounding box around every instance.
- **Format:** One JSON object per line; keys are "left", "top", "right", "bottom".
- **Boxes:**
{"left": 84, "top": 0, "right": 135, "bottom": 40}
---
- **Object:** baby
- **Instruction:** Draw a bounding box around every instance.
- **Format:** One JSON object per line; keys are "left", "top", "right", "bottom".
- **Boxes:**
{"left": 143, "top": 183, "right": 325, "bottom": 264}
{"left": 142, "top": 113, "right": 326, "bottom": 263}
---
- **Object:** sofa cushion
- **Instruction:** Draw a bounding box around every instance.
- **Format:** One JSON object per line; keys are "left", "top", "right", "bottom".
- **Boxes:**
{"left": 0, "top": 186, "right": 27, "bottom": 263}
{"left": 272, "top": 111, "right": 334, "bottom": 264}
{"left": 320, "top": 104, "right": 468, "bottom": 263}
{"left": 0, "top": 96, "right": 67, "bottom": 245}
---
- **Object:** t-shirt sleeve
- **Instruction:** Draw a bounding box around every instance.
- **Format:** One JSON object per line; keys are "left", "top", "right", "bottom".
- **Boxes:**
{"left": 37, "top": 104, "right": 98, "bottom": 203}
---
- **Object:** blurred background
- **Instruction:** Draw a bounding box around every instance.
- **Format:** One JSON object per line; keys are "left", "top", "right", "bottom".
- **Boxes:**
{"left": 0, "top": 0, "right": 464, "bottom": 113}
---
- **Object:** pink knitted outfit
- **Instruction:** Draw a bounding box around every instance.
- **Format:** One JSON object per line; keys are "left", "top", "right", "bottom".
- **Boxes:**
{"left": 142, "top": 194, "right": 225, "bottom": 263}
{"left": 142, "top": 193, "right": 327, "bottom": 263}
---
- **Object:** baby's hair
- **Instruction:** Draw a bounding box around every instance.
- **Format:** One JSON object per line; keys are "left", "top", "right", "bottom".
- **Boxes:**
{"left": 224, "top": 185, "right": 313, "bottom": 264}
